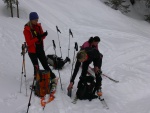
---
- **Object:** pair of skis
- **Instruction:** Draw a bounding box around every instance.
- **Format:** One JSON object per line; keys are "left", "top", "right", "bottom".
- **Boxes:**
{"left": 88, "top": 66, "right": 119, "bottom": 109}
{"left": 41, "top": 78, "right": 59, "bottom": 110}
{"left": 71, "top": 66, "right": 119, "bottom": 109}
{"left": 68, "top": 66, "right": 119, "bottom": 109}
{"left": 40, "top": 90, "right": 57, "bottom": 110}
{"left": 71, "top": 69, "right": 109, "bottom": 109}
{"left": 29, "top": 82, "right": 57, "bottom": 110}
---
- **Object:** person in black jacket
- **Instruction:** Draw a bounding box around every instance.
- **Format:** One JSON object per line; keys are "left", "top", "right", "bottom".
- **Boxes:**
{"left": 67, "top": 47, "right": 103, "bottom": 97}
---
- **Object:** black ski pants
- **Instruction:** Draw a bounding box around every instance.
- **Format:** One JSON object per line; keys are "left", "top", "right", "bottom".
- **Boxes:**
{"left": 81, "top": 61, "right": 102, "bottom": 91}
{"left": 28, "top": 49, "right": 56, "bottom": 79}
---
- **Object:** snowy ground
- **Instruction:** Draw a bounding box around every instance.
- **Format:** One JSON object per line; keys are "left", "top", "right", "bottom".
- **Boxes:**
{"left": 0, "top": 0, "right": 150, "bottom": 113}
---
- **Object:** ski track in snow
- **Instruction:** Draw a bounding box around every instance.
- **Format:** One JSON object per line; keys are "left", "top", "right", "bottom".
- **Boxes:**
{"left": 0, "top": 25, "right": 150, "bottom": 113}
{"left": 0, "top": 93, "right": 17, "bottom": 106}
{"left": 1, "top": 22, "right": 150, "bottom": 113}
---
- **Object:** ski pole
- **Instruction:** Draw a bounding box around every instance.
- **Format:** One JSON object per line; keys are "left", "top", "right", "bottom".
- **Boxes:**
{"left": 102, "top": 74, "right": 119, "bottom": 83}
{"left": 88, "top": 66, "right": 119, "bottom": 83}
{"left": 71, "top": 42, "right": 78, "bottom": 76}
{"left": 20, "top": 42, "right": 28, "bottom": 96}
{"left": 56, "top": 26, "right": 62, "bottom": 58}
{"left": 52, "top": 40, "right": 63, "bottom": 90}
{"left": 68, "top": 29, "right": 73, "bottom": 58}
{"left": 26, "top": 65, "right": 37, "bottom": 113}
{"left": 68, "top": 42, "right": 78, "bottom": 97}
{"left": 20, "top": 44, "right": 24, "bottom": 93}
{"left": 26, "top": 77, "right": 36, "bottom": 113}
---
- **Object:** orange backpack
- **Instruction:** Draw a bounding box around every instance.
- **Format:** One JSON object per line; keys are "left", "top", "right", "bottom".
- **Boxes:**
{"left": 35, "top": 70, "right": 51, "bottom": 97}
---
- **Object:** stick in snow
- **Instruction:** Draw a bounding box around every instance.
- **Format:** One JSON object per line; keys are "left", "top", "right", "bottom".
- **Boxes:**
{"left": 99, "top": 96, "right": 109, "bottom": 109}
{"left": 72, "top": 96, "right": 78, "bottom": 104}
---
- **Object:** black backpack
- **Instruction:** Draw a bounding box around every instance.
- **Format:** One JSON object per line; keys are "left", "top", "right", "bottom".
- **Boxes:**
{"left": 76, "top": 76, "right": 98, "bottom": 101}
{"left": 47, "top": 55, "right": 65, "bottom": 69}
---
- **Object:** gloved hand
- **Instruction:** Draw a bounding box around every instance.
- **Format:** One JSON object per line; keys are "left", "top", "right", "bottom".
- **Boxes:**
{"left": 67, "top": 82, "right": 73, "bottom": 91}
{"left": 37, "top": 31, "right": 48, "bottom": 41}
{"left": 94, "top": 66, "right": 102, "bottom": 74}
{"left": 42, "top": 31, "right": 48, "bottom": 37}
{"left": 37, "top": 34, "right": 43, "bottom": 41}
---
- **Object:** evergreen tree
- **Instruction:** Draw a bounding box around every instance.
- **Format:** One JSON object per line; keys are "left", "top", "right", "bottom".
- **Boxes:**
{"left": 130, "top": 0, "right": 135, "bottom": 5}
{"left": 2, "top": 0, "right": 19, "bottom": 18}
{"left": 104, "top": 0, "right": 130, "bottom": 13}
{"left": 136, "top": 0, "right": 150, "bottom": 22}
{"left": 3, "top": 0, "right": 16, "bottom": 8}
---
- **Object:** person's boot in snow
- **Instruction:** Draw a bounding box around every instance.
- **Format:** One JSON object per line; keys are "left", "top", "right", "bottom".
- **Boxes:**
{"left": 51, "top": 77, "right": 59, "bottom": 92}
{"left": 97, "top": 88, "right": 102, "bottom": 96}
{"left": 64, "top": 57, "right": 70, "bottom": 63}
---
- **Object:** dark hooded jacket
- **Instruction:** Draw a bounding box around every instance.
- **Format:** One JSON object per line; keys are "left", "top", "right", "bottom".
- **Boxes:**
{"left": 70, "top": 47, "right": 103, "bottom": 83}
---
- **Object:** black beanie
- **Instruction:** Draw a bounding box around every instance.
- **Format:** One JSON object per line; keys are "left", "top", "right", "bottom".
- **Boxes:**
{"left": 93, "top": 36, "right": 100, "bottom": 42}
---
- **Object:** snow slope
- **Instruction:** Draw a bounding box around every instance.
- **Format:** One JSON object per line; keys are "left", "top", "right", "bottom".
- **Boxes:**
{"left": 0, "top": 0, "right": 150, "bottom": 113}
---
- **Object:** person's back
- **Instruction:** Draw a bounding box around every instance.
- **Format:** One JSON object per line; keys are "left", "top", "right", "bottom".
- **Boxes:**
{"left": 82, "top": 41, "right": 91, "bottom": 49}
{"left": 77, "top": 48, "right": 102, "bottom": 78}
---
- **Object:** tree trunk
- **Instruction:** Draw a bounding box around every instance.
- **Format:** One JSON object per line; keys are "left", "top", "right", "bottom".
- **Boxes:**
{"left": 16, "top": 0, "right": 19, "bottom": 18}
{"left": 130, "top": 0, "right": 135, "bottom": 5}
{"left": 10, "top": 0, "right": 13, "bottom": 17}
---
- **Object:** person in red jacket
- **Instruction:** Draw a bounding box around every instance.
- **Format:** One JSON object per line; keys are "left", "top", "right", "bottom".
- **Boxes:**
{"left": 23, "top": 12, "right": 56, "bottom": 80}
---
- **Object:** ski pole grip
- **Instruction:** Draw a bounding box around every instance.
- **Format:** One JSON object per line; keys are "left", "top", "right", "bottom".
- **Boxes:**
{"left": 24, "top": 42, "right": 26, "bottom": 47}
{"left": 56, "top": 26, "right": 61, "bottom": 33}
{"left": 69, "top": 29, "right": 73, "bottom": 37}
{"left": 52, "top": 40, "right": 56, "bottom": 49}
{"left": 22, "top": 44, "right": 24, "bottom": 51}
{"left": 75, "top": 42, "right": 78, "bottom": 51}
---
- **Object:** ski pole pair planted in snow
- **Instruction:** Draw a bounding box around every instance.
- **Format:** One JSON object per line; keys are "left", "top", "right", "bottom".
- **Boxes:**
{"left": 20, "top": 42, "right": 28, "bottom": 96}
{"left": 68, "top": 42, "right": 78, "bottom": 97}
{"left": 56, "top": 26, "right": 73, "bottom": 59}
{"left": 52, "top": 40, "right": 63, "bottom": 90}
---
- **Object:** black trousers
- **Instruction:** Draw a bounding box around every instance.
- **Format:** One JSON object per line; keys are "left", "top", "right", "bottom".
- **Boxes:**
{"left": 28, "top": 49, "right": 56, "bottom": 79}
{"left": 95, "top": 73, "right": 102, "bottom": 90}
{"left": 82, "top": 61, "right": 102, "bottom": 90}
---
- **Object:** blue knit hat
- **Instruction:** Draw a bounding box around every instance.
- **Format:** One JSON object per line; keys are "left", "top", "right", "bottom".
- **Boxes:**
{"left": 29, "top": 12, "right": 39, "bottom": 20}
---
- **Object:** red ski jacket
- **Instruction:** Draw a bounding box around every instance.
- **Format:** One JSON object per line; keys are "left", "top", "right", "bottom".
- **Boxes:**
{"left": 23, "top": 23, "right": 46, "bottom": 53}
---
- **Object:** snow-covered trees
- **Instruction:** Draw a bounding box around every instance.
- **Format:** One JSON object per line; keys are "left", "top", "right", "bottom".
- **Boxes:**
{"left": 104, "top": 0, "right": 130, "bottom": 13}
{"left": 2, "top": 0, "right": 19, "bottom": 18}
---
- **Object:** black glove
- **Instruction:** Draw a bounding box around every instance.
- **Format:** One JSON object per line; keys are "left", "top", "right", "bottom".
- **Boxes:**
{"left": 100, "top": 53, "right": 103, "bottom": 58}
{"left": 42, "top": 31, "right": 48, "bottom": 37}
{"left": 37, "top": 34, "right": 43, "bottom": 41}
{"left": 37, "top": 31, "right": 48, "bottom": 41}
